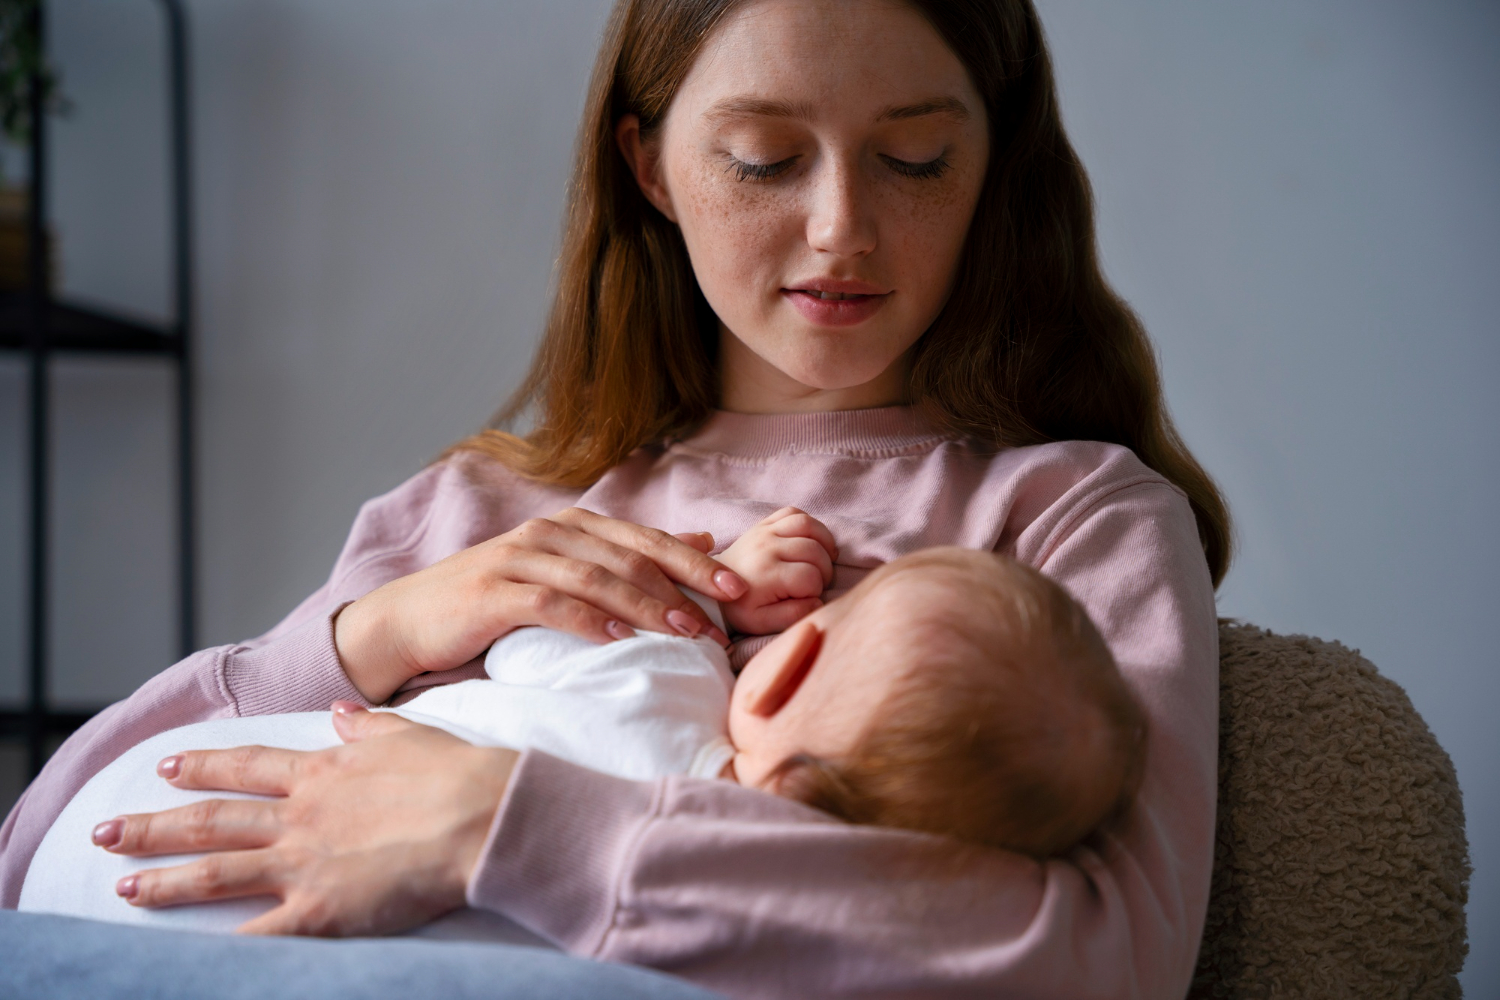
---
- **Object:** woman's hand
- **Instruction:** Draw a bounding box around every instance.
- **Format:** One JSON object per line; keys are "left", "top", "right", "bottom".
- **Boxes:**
{"left": 335, "top": 507, "right": 748, "bottom": 703}
{"left": 97, "top": 706, "right": 510, "bottom": 937}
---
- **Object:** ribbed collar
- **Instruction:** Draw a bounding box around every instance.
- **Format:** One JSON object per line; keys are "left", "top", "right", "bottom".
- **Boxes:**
{"left": 672, "top": 406, "right": 953, "bottom": 459}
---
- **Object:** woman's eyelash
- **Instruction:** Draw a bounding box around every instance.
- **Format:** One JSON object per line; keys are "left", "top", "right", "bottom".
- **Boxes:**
{"left": 724, "top": 153, "right": 950, "bottom": 182}
{"left": 728, "top": 156, "right": 796, "bottom": 182}
{"left": 882, "top": 154, "right": 951, "bottom": 180}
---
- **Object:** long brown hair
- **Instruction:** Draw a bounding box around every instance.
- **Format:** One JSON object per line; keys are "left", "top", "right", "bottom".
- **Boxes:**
{"left": 455, "top": 0, "right": 1232, "bottom": 585}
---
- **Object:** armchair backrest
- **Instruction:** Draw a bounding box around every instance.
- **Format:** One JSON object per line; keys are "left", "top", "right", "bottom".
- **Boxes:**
{"left": 1189, "top": 623, "right": 1469, "bottom": 999}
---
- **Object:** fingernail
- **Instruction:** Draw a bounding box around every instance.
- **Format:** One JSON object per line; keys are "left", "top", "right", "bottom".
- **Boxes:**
{"left": 157, "top": 755, "right": 182, "bottom": 779}
{"left": 331, "top": 700, "right": 363, "bottom": 715}
{"left": 116, "top": 875, "right": 139, "bottom": 899}
{"left": 713, "top": 569, "right": 748, "bottom": 600}
{"left": 605, "top": 620, "right": 635, "bottom": 640}
{"left": 92, "top": 819, "right": 124, "bottom": 848}
{"left": 665, "top": 609, "right": 701, "bottom": 637}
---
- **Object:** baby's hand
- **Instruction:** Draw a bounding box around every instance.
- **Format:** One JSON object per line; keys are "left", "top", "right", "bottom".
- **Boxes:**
{"left": 717, "top": 507, "right": 837, "bottom": 635}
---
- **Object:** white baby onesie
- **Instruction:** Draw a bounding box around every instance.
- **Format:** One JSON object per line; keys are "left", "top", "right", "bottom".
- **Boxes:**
{"left": 389, "top": 612, "right": 735, "bottom": 782}
{"left": 19, "top": 596, "right": 733, "bottom": 941}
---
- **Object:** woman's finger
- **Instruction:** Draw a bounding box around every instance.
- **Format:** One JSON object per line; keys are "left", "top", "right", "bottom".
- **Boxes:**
{"left": 511, "top": 515, "right": 682, "bottom": 607}
{"left": 503, "top": 580, "right": 646, "bottom": 644}
{"left": 101, "top": 797, "right": 283, "bottom": 858}
{"left": 505, "top": 530, "right": 728, "bottom": 643}
{"left": 162, "top": 744, "right": 306, "bottom": 796}
{"left": 552, "top": 508, "right": 748, "bottom": 602}
{"left": 236, "top": 899, "right": 312, "bottom": 937}
{"left": 503, "top": 547, "right": 682, "bottom": 628}
{"left": 329, "top": 701, "right": 423, "bottom": 743}
{"left": 508, "top": 518, "right": 716, "bottom": 637}
{"left": 673, "top": 530, "right": 715, "bottom": 553}
{"left": 120, "top": 849, "right": 280, "bottom": 909}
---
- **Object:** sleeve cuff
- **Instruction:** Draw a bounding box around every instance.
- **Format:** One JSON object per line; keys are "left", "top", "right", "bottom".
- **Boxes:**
{"left": 221, "top": 609, "right": 369, "bottom": 716}
{"left": 465, "top": 750, "right": 663, "bottom": 953}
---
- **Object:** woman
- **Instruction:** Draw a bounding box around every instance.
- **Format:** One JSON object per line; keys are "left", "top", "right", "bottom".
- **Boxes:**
{"left": 1, "top": 0, "right": 1227, "bottom": 996}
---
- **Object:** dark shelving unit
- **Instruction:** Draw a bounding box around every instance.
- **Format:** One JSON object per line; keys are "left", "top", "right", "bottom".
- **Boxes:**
{"left": 0, "top": 0, "right": 194, "bottom": 778}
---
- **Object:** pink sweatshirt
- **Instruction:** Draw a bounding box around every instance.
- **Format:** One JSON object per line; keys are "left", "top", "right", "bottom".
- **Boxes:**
{"left": 0, "top": 408, "right": 1219, "bottom": 999}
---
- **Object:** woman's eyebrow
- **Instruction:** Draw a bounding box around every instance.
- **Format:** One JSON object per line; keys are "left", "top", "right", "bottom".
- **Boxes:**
{"left": 876, "top": 97, "right": 971, "bottom": 123}
{"left": 701, "top": 96, "right": 971, "bottom": 127}
{"left": 702, "top": 97, "right": 819, "bottom": 126}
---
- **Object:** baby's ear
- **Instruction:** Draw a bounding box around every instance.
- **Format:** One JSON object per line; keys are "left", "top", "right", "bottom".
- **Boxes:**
{"left": 741, "top": 619, "right": 823, "bottom": 717}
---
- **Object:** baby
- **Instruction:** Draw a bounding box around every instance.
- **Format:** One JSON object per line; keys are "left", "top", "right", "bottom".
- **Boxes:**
{"left": 21, "top": 509, "right": 1146, "bottom": 937}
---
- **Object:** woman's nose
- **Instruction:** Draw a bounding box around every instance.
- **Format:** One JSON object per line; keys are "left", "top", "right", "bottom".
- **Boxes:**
{"left": 804, "top": 156, "right": 877, "bottom": 259}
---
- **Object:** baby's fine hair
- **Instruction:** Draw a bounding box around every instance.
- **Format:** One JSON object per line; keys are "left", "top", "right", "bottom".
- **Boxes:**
{"left": 776, "top": 548, "right": 1148, "bottom": 859}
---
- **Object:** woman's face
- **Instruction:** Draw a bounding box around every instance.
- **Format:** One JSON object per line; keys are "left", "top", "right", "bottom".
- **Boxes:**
{"left": 620, "top": 0, "right": 990, "bottom": 413}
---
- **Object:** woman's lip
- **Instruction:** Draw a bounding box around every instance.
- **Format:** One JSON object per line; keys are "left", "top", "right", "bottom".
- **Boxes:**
{"left": 782, "top": 288, "right": 891, "bottom": 327}
{"left": 784, "top": 279, "right": 889, "bottom": 296}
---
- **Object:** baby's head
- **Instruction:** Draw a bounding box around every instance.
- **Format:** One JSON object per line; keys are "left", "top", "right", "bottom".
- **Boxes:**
{"left": 728, "top": 547, "right": 1147, "bottom": 858}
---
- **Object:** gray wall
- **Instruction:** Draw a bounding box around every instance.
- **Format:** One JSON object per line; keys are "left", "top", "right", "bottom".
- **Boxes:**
{"left": 1042, "top": 6, "right": 1499, "bottom": 990}
{"left": 0, "top": 1, "right": 1494, "bottom": 991}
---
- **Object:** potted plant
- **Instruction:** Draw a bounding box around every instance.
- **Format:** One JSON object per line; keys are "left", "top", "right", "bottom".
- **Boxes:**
{"left": 0, "top": 0, "right": 65, "bottom": 290}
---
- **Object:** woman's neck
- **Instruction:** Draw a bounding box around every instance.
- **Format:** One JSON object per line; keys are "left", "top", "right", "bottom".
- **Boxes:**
{"left": 716, "top": 329, "right": 912, "bottom": 415}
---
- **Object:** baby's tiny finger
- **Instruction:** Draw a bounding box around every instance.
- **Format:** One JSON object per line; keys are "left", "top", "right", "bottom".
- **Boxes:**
{"left": 780, "top": 560, "right": 829, "bottom": 600}
{"left": 749, "top": 597, "right": 823, "bottom": 634}
{"left": 775, "top": 536, "right": 836, "bottom": 584}
{"left": 771, "top": 511, "right": 838, "bottom": 559}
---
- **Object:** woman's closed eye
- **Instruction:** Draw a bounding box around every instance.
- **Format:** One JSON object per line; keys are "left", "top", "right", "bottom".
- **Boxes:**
{"left": 724, "top": 152, "right": 952, "bottom": 183}
{"left": 880, "top": 153, "right": 951, "bottom": 180}
{"left": 727, "top": 154, "right": 798, "bottom": 182}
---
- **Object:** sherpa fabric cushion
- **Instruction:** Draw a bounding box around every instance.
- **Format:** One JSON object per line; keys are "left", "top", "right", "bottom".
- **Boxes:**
{"left": 1189, "top": 623, "right": 1470, "bottom": 999}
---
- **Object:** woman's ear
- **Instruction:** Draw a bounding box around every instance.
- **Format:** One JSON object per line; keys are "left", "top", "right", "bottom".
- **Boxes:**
{"left": 741, "top": 619, "right": 823, "bottom": 718}
{"left": 615, "top": 114, "right": 678, "bottom": 222}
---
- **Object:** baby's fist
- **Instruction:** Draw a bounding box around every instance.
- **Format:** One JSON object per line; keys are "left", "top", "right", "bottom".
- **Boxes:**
{"left": 717, "top": 507, "right": 838, "bottom": 635}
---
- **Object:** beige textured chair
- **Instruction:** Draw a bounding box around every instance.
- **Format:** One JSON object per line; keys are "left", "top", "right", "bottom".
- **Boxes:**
{"left": 1189, "top": 623, "right": 1470, "bottom": 999}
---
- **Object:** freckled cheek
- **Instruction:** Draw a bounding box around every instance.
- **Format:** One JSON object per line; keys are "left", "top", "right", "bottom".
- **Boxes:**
{"left": 882, "top": 184, "right": 981, "bottom": 312}
{"left": 678, "top": 185, "right": 805, "bottom": 309}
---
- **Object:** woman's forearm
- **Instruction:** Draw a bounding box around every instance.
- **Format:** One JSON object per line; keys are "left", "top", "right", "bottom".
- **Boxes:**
{"left": 471, "top": 751, "right": 1198, "bottom": 999}
{"left": 329, "top": 507, "right": 745, "bottom": 704}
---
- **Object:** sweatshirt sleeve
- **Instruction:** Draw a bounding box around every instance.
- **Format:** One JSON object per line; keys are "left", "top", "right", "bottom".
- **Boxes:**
{"left": 0, "top": 459, "right": 475, "bottom": 910}
{"left": 466, "top": 479, "right": 1219, "bottom": 1000}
